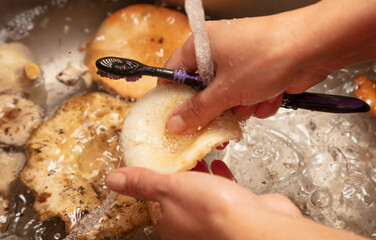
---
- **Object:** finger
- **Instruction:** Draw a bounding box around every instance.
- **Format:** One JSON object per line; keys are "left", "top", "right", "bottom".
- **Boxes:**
{"left": 232, "top": 104, "right": 257, "bottom": 121}
{"left": 253, "top": 94, "right": 283, "bottom": 119}
{"left": 157, "top": 78, "right": 172, "bottom": 85}
{"left": 191, "top": 160, "right": 210, "bottom": 173}
{"left": 210, "top": 160, "right": 237, "bottom": 182}
{"left": 166, "top": 77, "right": 239, "bottom": 134}
{"left": 105, "top": 167, "right": 171, "bottom": 201}
{"left": 163, "top": 35, "right": 197, "bottom": 73}
{"left": 158, "top": 36, "right": 197, "bottom": 86}
{"left": 215, "top": 141, "right": 229, "bottom": 150}
{"left": 259, "top": 194, "right": 302, "bottom": 217}
{"left": 286, "top": 75, "right": 326, "bottom": 94}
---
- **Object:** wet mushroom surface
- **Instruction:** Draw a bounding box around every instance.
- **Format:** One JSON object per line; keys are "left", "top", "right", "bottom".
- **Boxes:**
{"left": 0, "top": 1, "right": 375, "bottom": 240}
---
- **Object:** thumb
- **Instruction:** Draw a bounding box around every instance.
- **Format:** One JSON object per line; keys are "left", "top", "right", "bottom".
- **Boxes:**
{"left": 105, "top": 167, "right": 171, "bottom": 201}
{"left": 166, "top": 81, "right": 237, "bottom": 134}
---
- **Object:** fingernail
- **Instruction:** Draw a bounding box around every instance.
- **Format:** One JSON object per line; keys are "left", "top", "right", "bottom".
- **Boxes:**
{"left": 105, "top": 172, "right": 126, "bottom": 192}
{"left": 166, "top": 114, "right": 187, "bottom": 133}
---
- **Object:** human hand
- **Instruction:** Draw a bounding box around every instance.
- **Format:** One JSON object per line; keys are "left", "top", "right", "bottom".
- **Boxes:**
{"left": 162, "top": 0, "right": 376, "bottom": 134}
{"left": 105, "top": 163, "right": 369, "bottom": 240}
{"left": 105, "top": 162, "right": 303, "bottom": 240}
{"left": 160, "top": 16, "right": 326, "bottom": 134}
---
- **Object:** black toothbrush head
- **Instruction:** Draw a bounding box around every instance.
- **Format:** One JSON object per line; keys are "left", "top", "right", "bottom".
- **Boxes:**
{"left": 95, "top": 57, "right": 145, "bottom": 81}
{"left": 95, "top": 56, "right": 205, "bottom": 90}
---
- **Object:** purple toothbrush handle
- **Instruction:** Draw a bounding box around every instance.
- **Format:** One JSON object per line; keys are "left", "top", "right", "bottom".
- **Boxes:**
{"left": 172, "top": 69, "right": 369, "bottom": 113}
{"left": 282, "top": 92, "right": 370, "bottom": 113}
{"left": 173, "top": 69, "right": 204, "bottom": 90}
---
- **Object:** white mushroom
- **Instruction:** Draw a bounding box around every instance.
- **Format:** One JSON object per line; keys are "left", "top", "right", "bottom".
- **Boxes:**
{"left": 0, "top": 148, "right": 26, "bottom": 195}
{"left": 122, "top": 84, "right": 242, "bottom": 173}
{"left": 0, "top": 42, "right": 41, "bottom": 93}
{"left": 0, "top": 94, "right": 44, "bottom": 146}
{"left": 56, "top": 61, "right": 88, "bottom": 86}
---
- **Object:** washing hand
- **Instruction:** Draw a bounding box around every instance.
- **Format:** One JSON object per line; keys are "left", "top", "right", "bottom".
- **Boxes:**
{"left": 106, "top": 164, "right": 368, "bottom": 240}
{"left": 105, "top": 164, "right": 302, "bottom": 240}
{"left": 162, "top": 0, "right": 376, "bottom": 134}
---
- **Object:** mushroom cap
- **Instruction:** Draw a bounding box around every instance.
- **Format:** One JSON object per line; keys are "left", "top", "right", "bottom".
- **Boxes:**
{"left": 85, "top": 4, "right": 191, "bottom": 99}
{"left": 0, "top": 148, "right": 26, "bottom": 195}
{"left": 122, "top": 84, "right": 242, "bottom": 173}
{"left": 0, "top": 94, "right": 44, "bottom": 146}
{"left": 0, "top": 42, "right": 40, "bottom": 93}
{"left": 20, "top": 92, "right": 150, "bottom": 238}
{"left": 354, "top": 75, "right": 376, "bottom": 116}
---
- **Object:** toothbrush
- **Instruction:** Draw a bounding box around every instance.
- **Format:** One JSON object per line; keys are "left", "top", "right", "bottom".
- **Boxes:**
{"left": 95, "top": 56, "right": 370, "bottom": 114}
{"left": 96, "top": 56, "right": 204, "bottom": 91}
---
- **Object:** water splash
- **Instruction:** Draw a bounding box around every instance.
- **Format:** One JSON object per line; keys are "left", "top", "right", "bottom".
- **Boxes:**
{"left": 184, "top": 0, "right": 215, "bottom": 86}
{"left": 64, "top": 191, "right": 117, "bottom": 239}
{"left": 1, "top": 6, "right": 47, "bottom": 41}
{"left": 221, "top": 66, "right": 376, "bottom": 238}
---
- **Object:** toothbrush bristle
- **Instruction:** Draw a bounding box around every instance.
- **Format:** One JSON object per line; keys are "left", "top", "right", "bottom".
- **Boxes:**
{"left": 107, "top": 73, "right": 121, "bottom": 80}
{"left": 97, "top": 69, "right": 140, "bottom": 82}
{"left": 125, "top": 76, "right": 140, "bottom": 82}
{"left": 97, "top": 70, "right": 108, "bottom": 78}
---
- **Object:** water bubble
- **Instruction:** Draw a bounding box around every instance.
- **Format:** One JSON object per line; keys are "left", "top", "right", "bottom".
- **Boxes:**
{"left": 166, "top": 16, "right": 175, "bottom": 25}
{"left": 252, "top": 143, "right": 265, "bottom": 158}
{"left": 343, "top": 185, "right": 357, "bottom": 199}
{"left": 155, "top": 48, "right": 164, "bottom": 57}
{"left": 3, "top": 5, "right": 47, "bottom": 40}
{"left": 298, "top": 160, "right": 305, "bottom": 167}
{"left": 310, "top": 189, "right": 332, "bottom": 208}
{"left": 332, "top": 219, "right": 346, "bottom": 229}
{"left": 363, "top": 195, "right": 374, "bottom": 207}
{"left": 143, "top": 226, "right": 155, "bottom": 235}
{"left": 95, "top": 35, "right": 105, "bottom": 41}
{"left": 368, "top": 168, "right": 376, "bottom": 186}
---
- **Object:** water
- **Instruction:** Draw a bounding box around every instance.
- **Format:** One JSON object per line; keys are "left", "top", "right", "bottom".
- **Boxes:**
{"left": 0, "top": 6, "right": 48, "bottom": 41}
{"left": 184, "top": 0, "right": 215, "bottom": 86}
{"left": 185, "top": 0, "right": 376, "bottom": 237}
{"left": 1, "top": 0, "right": 376, "bottom": 239}
{"left": 1, "top": 1, "right": 154, "bottom": 239}
{"left": 218, "top": 64, "right": 376, "bottom": 238}
{"left": 65, "top": 191, "right": 117, "bottom": 240}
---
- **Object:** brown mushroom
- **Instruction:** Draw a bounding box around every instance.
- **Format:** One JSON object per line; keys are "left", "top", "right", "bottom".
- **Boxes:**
{"left": 0, "top": 94, "right": 44, "bottom": 146}
{"left": 354, "top": 75, "right": 376, "bottom": 116}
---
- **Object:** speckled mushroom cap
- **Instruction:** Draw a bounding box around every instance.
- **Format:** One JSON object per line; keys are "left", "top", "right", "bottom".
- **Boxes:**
{"left": 85, "top": 4, "right": 191, "bottom": 99}
{"left": 20, "top": 92, "right": 150, "bottom": 239}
